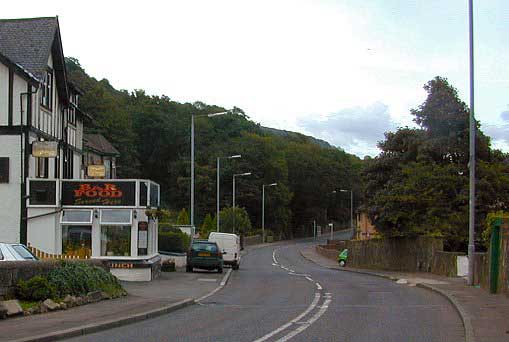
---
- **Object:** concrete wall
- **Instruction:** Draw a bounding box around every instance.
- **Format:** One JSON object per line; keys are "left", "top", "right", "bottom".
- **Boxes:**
{"left": 474, "top": 252, "right": 489, "bottom": 290}
{"left": 0, "top": 259, "right": 108, "bottom": 299}
{"left": 0, "top": 135, "right": 21, "bottom": 243}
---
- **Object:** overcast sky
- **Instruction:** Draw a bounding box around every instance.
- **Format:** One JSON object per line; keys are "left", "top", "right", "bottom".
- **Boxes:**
{"left": 4, "top": 0, "right": 508, "bottom": 157}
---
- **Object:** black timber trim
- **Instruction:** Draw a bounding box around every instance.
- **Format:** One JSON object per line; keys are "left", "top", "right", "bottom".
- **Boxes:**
{"left": 8, "top": 68, "right": 13, "bottom": 126}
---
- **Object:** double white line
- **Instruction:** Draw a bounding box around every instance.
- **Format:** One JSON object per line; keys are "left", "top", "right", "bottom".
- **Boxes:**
{"left": 257, "top": 249, "right": 332, "bottom": 342}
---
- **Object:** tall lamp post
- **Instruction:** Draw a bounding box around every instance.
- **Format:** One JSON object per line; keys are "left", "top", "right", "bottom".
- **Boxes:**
{"left": 262, "top": 183, "right": 278, "bottom": 242}
{"left": 339, "top": 189, "right": 354, "bottom": 234}
{"left": 467, "top": 0, "right": 476, "bottom": 286}
{"left": 232, "top": 172, "right": 251, "bottom": 233}
{"left": 217, "top": 155, "right": 242, "bottom": 232}
{"left": 190, "top": 111, "right": 229, "bottom": 229}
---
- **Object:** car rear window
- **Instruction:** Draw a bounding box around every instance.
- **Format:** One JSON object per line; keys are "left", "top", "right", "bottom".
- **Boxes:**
{"left": 12, "top": 245, "right": 36, "bottom": 260}
{"left": 192, "top": 243, "right": 218, "bottom": 253}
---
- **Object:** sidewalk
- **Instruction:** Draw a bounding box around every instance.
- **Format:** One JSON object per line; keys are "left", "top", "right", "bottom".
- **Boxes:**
{"left": 301, "top": 245, "right": 509, "bottom": 342}
{"left": 1, "top": 269, "right": 231, "bottom": 342}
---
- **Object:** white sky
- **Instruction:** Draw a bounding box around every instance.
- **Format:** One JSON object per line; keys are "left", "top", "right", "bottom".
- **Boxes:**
{"left": 3, "top": 0, "right": 508, "bottom": 156}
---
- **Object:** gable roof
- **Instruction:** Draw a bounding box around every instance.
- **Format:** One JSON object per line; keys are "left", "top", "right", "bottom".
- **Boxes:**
{"left": 84, "top": 134, "right": 120, "bottom": 157}
{"left": 0, "top": 17, "right": 68, "bottom": 101}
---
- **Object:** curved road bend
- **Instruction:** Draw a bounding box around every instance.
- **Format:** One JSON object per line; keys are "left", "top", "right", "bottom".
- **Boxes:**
{"left": 67, "top": 240, "right": 464, "bottom": 342}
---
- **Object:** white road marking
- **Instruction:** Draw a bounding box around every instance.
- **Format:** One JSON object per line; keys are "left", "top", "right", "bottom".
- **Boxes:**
{"left": 196, "top": 269, "right": 232, "bottom": 302}
{"left": 197, "top": 278, "right": 217, "bottom": 282}
{"left": 315, "top": 283, "right": 322, "bottom": 290}
{"left": 253, "top": 293, "right": 321, "bottom": 342}
{"left": 276, "top": 297, "right": 332, "bottom": 342}
{"left": 272, "top": 249, "right": 278, "bottom": 264}
{"left": 288, "top": 273, "right": 311, "bottom": 277}
{"left": 305, "top": 276, "right": 314, "bottom": 282}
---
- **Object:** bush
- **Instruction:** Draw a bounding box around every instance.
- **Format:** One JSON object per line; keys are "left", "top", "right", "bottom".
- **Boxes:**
{"left": 16, "top": 276, "right": 57, "bottom": 301}
{"left": 159, "top": 231, "right": 190, "bottom": 253}
{"left": 47, "top": 261, "right": 124, "bottom": 298}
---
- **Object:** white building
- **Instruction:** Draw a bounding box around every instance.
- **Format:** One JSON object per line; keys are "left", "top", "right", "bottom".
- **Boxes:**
{"left": 0, "top": 17, "right": 160, "bottom": 281}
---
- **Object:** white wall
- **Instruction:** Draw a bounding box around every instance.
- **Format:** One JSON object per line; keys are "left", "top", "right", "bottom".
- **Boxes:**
{"left": 27, "top": 208, "right": 59, "bottom": 253}
{"left": 0, "top": 62, "right": 8, "bottom": 126}
{"left": 12, "top": 73, "right": 28, "bottom": 126}
{"left": 0, "top": 135, "right": 21, "bottom": 243}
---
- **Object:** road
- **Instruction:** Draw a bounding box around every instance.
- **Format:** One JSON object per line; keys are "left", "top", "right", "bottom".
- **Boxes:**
{"left": 67, "top": 239, "right": 464, "bottom": 341}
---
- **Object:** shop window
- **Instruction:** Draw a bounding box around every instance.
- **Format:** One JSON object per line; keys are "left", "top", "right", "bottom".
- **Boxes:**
{"left": 101, "top": 226, "right": 131, "bottom": 256}
{"left": 60, "top": 210, "right": 93, "bottom": 224}
{"left": 62, "top": 225, "right": 92, "bottom": 258}
{"left": 100, "top": 210, "right": 132, "bottom": 225}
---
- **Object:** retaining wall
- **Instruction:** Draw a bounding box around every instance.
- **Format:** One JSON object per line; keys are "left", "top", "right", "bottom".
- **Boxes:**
{"left": 244, "top": 235, "right": 262, "bottom": 246}
{"left": 0, "top": 259, "right": 109, "bottom": 299}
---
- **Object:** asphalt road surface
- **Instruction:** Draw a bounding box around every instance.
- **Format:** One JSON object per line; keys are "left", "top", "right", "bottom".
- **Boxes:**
{"left": 67, "top": 239, "right": 464, "bottom": 342}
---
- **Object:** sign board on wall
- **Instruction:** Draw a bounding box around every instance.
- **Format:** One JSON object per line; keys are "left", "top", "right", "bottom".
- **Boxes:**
{"left": 61, "top": 181, "right": 136, "bottom": 206}
{"left": 32, "top": 141, "right": 58, "bottom": 158}
{"left": 87, "top": 165, "right": 106, "bottom": 178}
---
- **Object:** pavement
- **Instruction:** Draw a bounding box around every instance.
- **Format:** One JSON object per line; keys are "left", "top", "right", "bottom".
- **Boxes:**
{"left": 1, "top": 268, "right": 232, "bottom": 342}
{"left": 300, "top": 245, "right": 509, "bottom": 342}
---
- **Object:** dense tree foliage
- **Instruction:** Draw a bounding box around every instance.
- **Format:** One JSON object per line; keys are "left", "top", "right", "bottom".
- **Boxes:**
{"left": 66, "top": 58, "right": 361, "bottom": 239}
{"left": 363, "top": 77, "right": 509, "bottom": 251}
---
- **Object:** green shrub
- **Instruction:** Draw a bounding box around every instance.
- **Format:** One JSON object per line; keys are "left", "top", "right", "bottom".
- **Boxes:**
{"left": 16, "top": 276, "right": 57, "bottom": 301}
{"left": 159, "top": 231, "right": 190, "bottom": 253}
{"left": 47, "top": 261, "right": 124, "bottom": 298}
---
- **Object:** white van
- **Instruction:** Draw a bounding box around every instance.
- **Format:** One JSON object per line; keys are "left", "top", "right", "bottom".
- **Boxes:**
{"left": 208, "top": 232, "right": 241, "bottom": 270}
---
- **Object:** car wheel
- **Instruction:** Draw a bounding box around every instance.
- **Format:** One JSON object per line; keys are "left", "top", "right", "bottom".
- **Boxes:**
{"left": 338, "top": 260, "right": 346, "bottom": 267}
{"left": 233, "top": 262, "right": 239, "bottom": 270}
{"left": 186, "top": 265, "right": 193, "bottom": 272}
{"left": 218, "top": 266, "right": 223, "bottom": 274}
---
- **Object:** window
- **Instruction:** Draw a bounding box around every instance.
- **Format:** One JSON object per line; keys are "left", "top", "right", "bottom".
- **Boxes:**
{"left": 191, "top": 243, "right": 218, "bottom": 253}
{"left": 100, "top": 210, "right": 132, "bottom": 225}
{"left": 101, "top": 225, "right": 131, "bottom": 256}
{"left": 12, "top": 245, "right": 37, "bottom": 260}
{"left": 62, "top": 225, "right": 92, "bottom": 258}
{"left": 40, "top": 69, "right": 53, "bottom": 110}
{"left": 60, "top": 210, "right": 93, "bottom": 224}
{"left": 63, "top": 148, "right": 74, "bottom": 179}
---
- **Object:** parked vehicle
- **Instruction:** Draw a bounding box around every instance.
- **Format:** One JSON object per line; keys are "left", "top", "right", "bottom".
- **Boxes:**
{"left": 337, "top": 248, "right": 348, "bottom": 267}
{"left": 208, "top": 232, "right": 241, "bottom": 270}
{"left": 186, "top": 240, "right": 224, "bottom": 273}
{"left": 0, "top": 243, "right": 38, "bottom": 261}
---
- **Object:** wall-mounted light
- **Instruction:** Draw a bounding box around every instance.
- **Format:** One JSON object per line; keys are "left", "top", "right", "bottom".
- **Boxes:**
{"left": 133, "top": 210, "right": 138, "bottom": 220}
{"left": 94, "top": 209, "right": 99, "bottom": 219}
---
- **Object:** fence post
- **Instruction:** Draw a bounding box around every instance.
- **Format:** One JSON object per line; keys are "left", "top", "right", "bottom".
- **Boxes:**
{"left": 490, "top": 218, "right": 502, "bottom": 294}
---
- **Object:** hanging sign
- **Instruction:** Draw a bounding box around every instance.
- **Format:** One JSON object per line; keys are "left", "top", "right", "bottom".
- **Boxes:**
{"left": 32, "top": 141, "right": 58, "bottom": 158}
{"left": 87, "top": 165, "right": 106, "bottom": 178}
{"left": 61, "top": 181, "right": 136, "bottom": 206}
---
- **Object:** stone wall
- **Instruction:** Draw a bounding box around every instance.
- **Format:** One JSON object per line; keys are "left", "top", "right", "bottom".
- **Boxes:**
{"left": 0, "top": 259, "right": 108, "bottom": 299}
{"left": 431, "top": 251, "right": 465, "bottom": 277}
{"left": 318, "top": 237, "right": 443, "bottom": 273}
{"left": 244, "top": 235, "right": 262, "bottom": 246}
{"left": 316, "top": 245, "right": 338, "bottom": 260}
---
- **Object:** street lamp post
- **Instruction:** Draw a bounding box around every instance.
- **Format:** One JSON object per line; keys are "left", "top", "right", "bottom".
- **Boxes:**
{"left": 467, "top": 0, "right": 476, "bottom": 287}
{"left": 232, "top": 172, "right": 251, "bottom": 233}
{"left": 191, "top": 111, "right": 229, "bottom": 228}
{"left": 340, "top": 189, "right": 354, "bottom": 234}
{"left": 262, "top": 183, "right": 277, "bottom": 242}
{"left": 217, "top": 155, "right": 241, "bottom": 232}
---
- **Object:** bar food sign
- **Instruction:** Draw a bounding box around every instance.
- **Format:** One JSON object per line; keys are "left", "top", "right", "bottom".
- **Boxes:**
{"left": 62, "top": 181, "right": 136, "bottom": 206}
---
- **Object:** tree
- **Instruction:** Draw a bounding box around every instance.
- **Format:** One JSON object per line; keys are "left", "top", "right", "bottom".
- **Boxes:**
{"left": 219, "top": 207, "right": 252, "bottom": 234}
{"left": 363, "top": 76, "right": 509, "bottom": 251}
{"left": 177, "top": 208, "right": 190, "bottom": 225}
{"left": 200, "top": 213, "right": 215, "bottom": 238}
